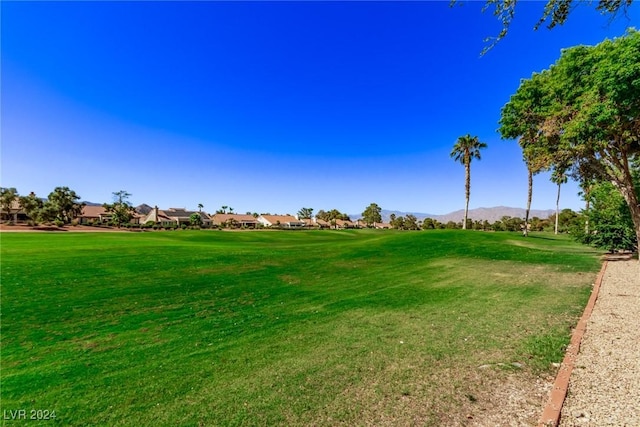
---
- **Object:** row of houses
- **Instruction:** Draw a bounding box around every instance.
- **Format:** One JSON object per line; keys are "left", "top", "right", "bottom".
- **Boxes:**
{"left": 6, "top": 202, "right": 390, "bottom": 229}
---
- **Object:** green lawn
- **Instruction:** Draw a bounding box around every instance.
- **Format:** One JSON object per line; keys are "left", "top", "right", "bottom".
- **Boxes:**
{"left": 0, "top": 230, "right": 601, "bottom": 426}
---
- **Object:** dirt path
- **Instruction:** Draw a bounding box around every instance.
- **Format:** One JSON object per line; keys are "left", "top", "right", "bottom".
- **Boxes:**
{"left": 558, "top": 258, "right": 640, "bottom": 426}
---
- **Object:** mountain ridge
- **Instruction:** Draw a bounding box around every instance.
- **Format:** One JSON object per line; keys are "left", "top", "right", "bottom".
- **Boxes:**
{"left": 351, "top": 206, "right": 557, "bottom": 223}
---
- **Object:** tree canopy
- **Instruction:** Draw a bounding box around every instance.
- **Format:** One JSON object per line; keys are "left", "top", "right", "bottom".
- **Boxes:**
{"left": 473, "top": 0, "right": 634, "bottom": 52}
{"left": 297, "top": 207, "right": 314, "bottom": 219}
{"left": 499, "top": 29, "right": 640, "bottom": 253}
{"left": 103, "top": 190, "right": 135, "bottom": 227}
{"left": 46, "top": 187, "right": 85, "bottom": 224}
{"left": 0, "top": 187, "right": 18, "bottom": 220}
{"left": 361, "top": 203, "right": 382, "bottom": 226}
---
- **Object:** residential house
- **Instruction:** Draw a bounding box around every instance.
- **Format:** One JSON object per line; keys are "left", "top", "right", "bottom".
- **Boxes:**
{"left": 77, "top": 205, "right": 112, "bottom": 224}
{"left": 211, "top": 213, "right": 258, "bottom": 228}
{"left": 300, "top": 217, "right": 330, "bottom": 228}
{"left": 355, "top": 219, "right": 390, "bottom": 229}
{"left": 1, "top": 198, "right": 28, "bottom": 223}
{"left": 77, "top": 205, "right": 142, "bottom": 225}
{"left": 257, "top": 214, "right": 305, "bottom": 228}
{"left": 334, "top": 218, "right": 356, "bottom": 229}
{"left": 141, "top": 206, "right": 211, "bottom": 227}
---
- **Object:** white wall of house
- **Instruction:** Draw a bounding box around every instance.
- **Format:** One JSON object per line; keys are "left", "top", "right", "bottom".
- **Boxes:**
{"left": 257, "top": 216, "right": 273, "bottom": 227}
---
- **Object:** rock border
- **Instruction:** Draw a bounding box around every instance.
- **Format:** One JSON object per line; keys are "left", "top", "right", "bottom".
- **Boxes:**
{"left": 537, "top": 260, "right": 609, "bottom": 427}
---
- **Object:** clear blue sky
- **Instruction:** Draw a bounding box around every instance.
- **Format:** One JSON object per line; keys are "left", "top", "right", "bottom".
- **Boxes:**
{"left": 2, "top": 1, "right": 637, "bottom": 216}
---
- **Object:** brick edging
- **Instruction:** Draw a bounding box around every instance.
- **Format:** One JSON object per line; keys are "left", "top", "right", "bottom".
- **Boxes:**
{"left": 537, "top": 260, "right": 609, "bottom": 427}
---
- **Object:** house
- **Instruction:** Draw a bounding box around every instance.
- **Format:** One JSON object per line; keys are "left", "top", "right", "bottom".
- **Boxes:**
{"left": 165, "top": 208, "right": 211, "bottom": 226}
{"left": 77, "top": 205, "right": 142, "bottom": 225}
{"left": 141, "top": 206, "right": 176, "bottom": 226}
{"left": 257, "top": 214, "right": 305, "bottom": 228}
{"left": 77, "top": 205, "right": 113, "bottom": 224}
{"left": 300, "top": 217, "right": 331, "bottom": 228}
{"left": 334, "top": 219, "right": 355, "bottom": 229}
{"left": 210, "top": 213, "right": 258, "bottom": 228}
{"left": 355, "top": 219, "right": 389, "bottom": 229}
{"left": 141, "top": 207, "right": 211, "bottom": 226}
{"left": 313, "top": 218, "right": 330, "bottom": 228}
{"left": 1, "top": 198, "right": 28, "bottom": 223}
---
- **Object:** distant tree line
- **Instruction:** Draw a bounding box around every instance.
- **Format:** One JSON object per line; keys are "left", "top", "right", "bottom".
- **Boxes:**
{"left": 2, "top": 185, "right": 635, "bottom": 253}
{"left": 1, "top": 186, "right": 84, "bottom": 227}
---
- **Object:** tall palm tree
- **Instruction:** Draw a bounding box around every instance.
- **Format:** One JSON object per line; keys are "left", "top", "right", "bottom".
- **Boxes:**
{"left": 198, "top": 203, "right": 204, "bottom": 212}
{"left": 450, "top": 134, "right": 487, "bottom": 230}
{"left": 551, "top": 168, "right": 568, "bottom": 235}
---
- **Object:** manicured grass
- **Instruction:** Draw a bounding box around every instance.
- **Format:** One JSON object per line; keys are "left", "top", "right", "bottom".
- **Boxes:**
{"left": 1, "top": 230, "right": 601, "bottom": 425}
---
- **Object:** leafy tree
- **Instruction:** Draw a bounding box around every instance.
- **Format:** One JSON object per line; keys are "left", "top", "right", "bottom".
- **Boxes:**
{"left": 499, "top": 30, "right": 640, "bottom": 256}
{"left": 467, "top": 0, "right": 634, "bottom": 52}
{"left": 297, "top": 207, "right": 314, "bottom": 219}
{"left": 0, "top": 187, "right": 18, "bottom": 221}
{"left": 44, "top": 186, "right": 84, "bottom": 224}
{"left": 103, "top": 190, "right": 135, "bottom": 227}
{"left": 450, "top": 134, "right": 487, "bottom": 230}
{"left": 361, "top": 203, "right": 382, "bottom": 226}
{"left": 501, "top": 215, "right": 524, "bottom": 232}
{"left": 316, "top": 210, "right": 329, "bottom": 222}
{"left": 316, "top": 209, "right": 349, "bottom": 228}
{"left": 530, "top": 216, "right": 549, "bottom": 232}
{"left": 390, "top": 215, "right": 406, "bottom": 230}
{"left": 578, "top": 181, "right": 636, "bottom": 252}
{"left": 404, "top": 214, "right": 420, "bottom": 230}
{"left": 18, "top": 192, "right": 44, "bottom": 224}
{"left": 445, "top": 221, "right": 459, "bottom": 230}
{"left": 422, "top": 217, "right": 437, "bottom": 230}
{"left": 189, "top": 212, "right": 203, "bottom": 227}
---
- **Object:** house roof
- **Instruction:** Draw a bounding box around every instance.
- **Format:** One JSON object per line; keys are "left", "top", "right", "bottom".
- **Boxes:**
{"left": 313, "top": 218, "right": 330, "bottom": 226}
{"left": 80, "top": 205, "right": 109, "bottom": 217}
{"left": 164, "top": 208, "right": 211, "bottom": 221}
{"left": 80, "top": 205, "right": 142, "bottom": 219}
{"left": 211, "top": 213, "right": 257, "bottom": 224}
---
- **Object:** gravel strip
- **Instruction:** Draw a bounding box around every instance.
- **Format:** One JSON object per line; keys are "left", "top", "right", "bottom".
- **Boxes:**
{"left": 559, "top": 258, "right": 640, "bottom": 427}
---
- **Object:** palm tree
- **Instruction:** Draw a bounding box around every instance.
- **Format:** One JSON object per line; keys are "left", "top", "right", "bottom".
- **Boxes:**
{"left": 450, "top": 134, "right": 487, "bottom": 230}
{"left": 551, "top": 168, "right": 568, "bottom": 235}
{"left": 198, "top": 203, "right": 204, "bottom": 212}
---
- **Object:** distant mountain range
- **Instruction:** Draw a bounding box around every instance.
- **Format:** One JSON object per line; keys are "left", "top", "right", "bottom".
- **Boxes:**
{"left": 351, "top": 206, "right": 556, "bottom": 224}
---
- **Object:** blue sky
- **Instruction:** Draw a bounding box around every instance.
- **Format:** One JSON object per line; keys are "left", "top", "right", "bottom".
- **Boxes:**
{"left": 2, "top": 1, "right": 638, "bottom": 216}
